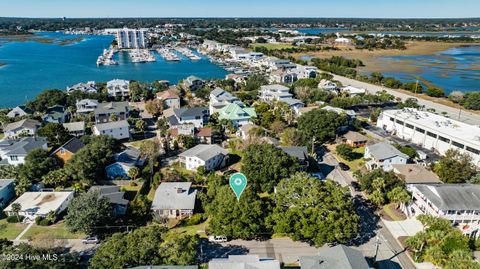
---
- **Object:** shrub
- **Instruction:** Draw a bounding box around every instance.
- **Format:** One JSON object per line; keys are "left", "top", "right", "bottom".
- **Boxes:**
{"left": 38, "top": 219, "right": 51, "bottom": 226}
{"left": 129, "top": 181, "right": 137, "bottom": 187}
{"left": 183, "top": 213, "right": 205, "bottom": 226}
{"left": 35, "top": 216, "right": 43, "bottom": 225}
{"left": 6, "top": 215, "right": 24, "bottom": 223}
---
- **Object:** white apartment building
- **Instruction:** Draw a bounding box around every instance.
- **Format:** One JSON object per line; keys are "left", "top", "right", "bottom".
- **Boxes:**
{"left": 107, "top": 79, "right": 130, "bottom": 97}
{"left": 377, "top": 108, "right": 480, "bottom": 167}
{"left": 406, "top": 184, "right": 480, "bottom": 238}
{"left": 116, "top": 28, "right": 147, "bottom": 49}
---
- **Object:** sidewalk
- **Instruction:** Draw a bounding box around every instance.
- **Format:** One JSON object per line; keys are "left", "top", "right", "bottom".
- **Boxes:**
{"left": 15, "top": 222, "right": 34, "bottom": 241}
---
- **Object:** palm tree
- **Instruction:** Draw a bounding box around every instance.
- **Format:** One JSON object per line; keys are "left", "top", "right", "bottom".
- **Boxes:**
{"left": 11, "top": 203, "right": 21, "bottom": 222}
{"left": 128, "top": 167, "right": 139, "bottom": 181}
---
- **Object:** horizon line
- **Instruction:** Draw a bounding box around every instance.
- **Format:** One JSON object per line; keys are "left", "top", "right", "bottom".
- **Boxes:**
{"left": 2, "top": 16, "right": 480, "bottom": 20}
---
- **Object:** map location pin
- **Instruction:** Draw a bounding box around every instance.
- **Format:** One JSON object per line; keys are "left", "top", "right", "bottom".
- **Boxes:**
{"left": 229, "top": 172, "right": 248, "bottom": 201}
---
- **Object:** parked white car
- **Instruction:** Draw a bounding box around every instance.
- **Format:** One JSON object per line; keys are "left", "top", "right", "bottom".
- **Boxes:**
{"left": 82, "top": 236, "right": 99, "bottom": 244}
{"left": 208, "top": 235, "right": 228, "bottom": 243}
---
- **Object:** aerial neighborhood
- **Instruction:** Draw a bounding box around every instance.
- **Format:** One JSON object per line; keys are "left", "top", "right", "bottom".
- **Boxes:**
{"left": 1, "top": 16, "right": 480, "bottom": 269}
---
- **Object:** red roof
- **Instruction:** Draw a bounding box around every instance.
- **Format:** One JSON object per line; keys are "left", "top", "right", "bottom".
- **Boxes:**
{"left": 196, "top": 127, "right": 212, "bottom": 137}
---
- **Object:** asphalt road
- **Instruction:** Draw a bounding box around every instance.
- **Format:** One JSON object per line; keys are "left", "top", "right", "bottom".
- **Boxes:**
{"left": 320, "top": 151, "right": 416, "bottom": 269}
{"left": 332, "top": 74, "right": 480, "bottom": 125}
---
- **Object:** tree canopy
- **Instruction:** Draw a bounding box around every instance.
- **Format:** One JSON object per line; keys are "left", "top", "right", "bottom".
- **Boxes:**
{"left": 297, "top": 109, "right": 348, "bottom": 144}
{"left": 433, "top": 149, "right": 477, "bottom": 183}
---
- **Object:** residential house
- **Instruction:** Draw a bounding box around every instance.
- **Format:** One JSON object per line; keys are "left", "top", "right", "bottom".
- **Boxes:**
{"left": 318, "top": 79, "right": 338, "bottom": 91}
{"left": 0, "top": 137, "right": 48, "bottom": 166}
{"left": 0, "top": 180, "right": 15, "bottom": 209}
{"left": 364, "top": 142, "right": 408, "bottom": 171}
{"left": 183, "top": 76, "right": 205, "bottom": 91}
{"left": 89, "top": 186, "right": 129, "bottom": 215}
{"left": 195, "top": 127, "right": 213, "bottom": 144}
{"left": 259, "top": 84, "right": 292, "bottom": 103}
{"left": 209, "top": 255, "right": 280, "bottom": 269}
{"left": 209, "top": 88, "right": 242, "bottom": 114}
{"left": 300, "top": 245, "right": 372, "bottom": 269}
{"left": 151, "top": 182, "right": 197, "bottom": 219}
{"left": 280, "top": 98, "right": 305, "bottom": 115}
{"left": 178, "top": 144, "right": 228, "bottom": 171}
{"left": 105, "top": 147, "right": 146, "bottom": 179}
{"left": 392, "top": 164, "right": 442, "bottom": 185}
{"left": 321, "top": 106, "right": 356, "bottom": 127}
{"left": 343, "top": 131, "right": 368, "bottom": 147}
{"left": 76, "top": 99, "right": 99, "bottom": 114}
{"left": 4, "top": 191, "right": 74, "bottom": 221}
{"left": 107, "top": 79, "right": 130, "bottom": 97}
{"left": 269, "top": 69, "right": 298, "bottom": 84}
{"left": 167, "top": 107, "right": 209, "bottom": 129}
{"left": 238, "top": 123, "right": 259, "bottom": 140}
{"left": 51, "top": 137, "right": 85, "bottom": 163}
{"left": 63, "top": 121, "right": 86, "bottom": 137}
{"left": 4, "top": 119, "right": 41, "bottom": 138}
{"left": 156, "top": 89, "right": 181, "bottom": 109}
{"left": 342, "top": 86, "right": 366, "bottom": 97}
{"left": 406, "top": 184, "right": 480, "bottom": 237}
{"left": 43, "top": 105, "right": 68, "bottom": 123}
{"left": 279, "top": 146, "right": 309, "bottom": 170}
{"left": 93, "top": 120, "right": 130, "bottom": 140}
{"left": 225, "top": 74, "right": 247, "bottom": 84}
{"left": 295, "top": 65, "right": 317, "bottom": 79}
{"left": 93, "top": 102, "right": 129, "bottom": 123}
{"left": 6, "top": 106, "right": 33, "bottom": 118}
{"left": 66, "top": 81, "right": 97, "bottom": 94}
{"left": 218, "top": 103, "right": 256, "bottom": 128}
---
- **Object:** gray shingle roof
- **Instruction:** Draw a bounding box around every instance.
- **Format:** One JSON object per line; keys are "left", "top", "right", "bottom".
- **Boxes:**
{"left": 152, "top": 182, "right": 197, "bottom": 211}
{"left": 2, "top": 137, "right": 47, "bottom": 156}
{"left": 89, "top": 186, "right": 129, "bottom": 206}
{"left": 94, "top": 102, "right": 129, "bottom": 115}
{"left": 178, "top": 144, "right": 227, "bottom": 162}
{"left": 173, "top": 107, "right": 208, "bottom": 118}
{"left": 278, "top": 146, "right": 308, "bottom": 162}
{"left": 63, "top": 121, "right": 85, "bottom": 132}
{"left": 300, "top": 245, "right": 372, "bottom": 269}
{"left": 415, "top": 184, "right": 480, "bottom": 211}
{"left": 94, "top": 120, "right": 129, "bottom": 131}
{"left": 53, "top": 137, "right": 85, "bottom": 155}
{"left": 0, "top": 179, "right": 14, "bottom": 190}
{"left": 4, "top": 119, "right": 41, "bottom": 132}
{"left": 366, "top": 142, "right": 408, "bottom": 160}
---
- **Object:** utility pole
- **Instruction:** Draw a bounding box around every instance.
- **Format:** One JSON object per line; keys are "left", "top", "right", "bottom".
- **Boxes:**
{"left": 458, "top": 108, "right": 462, "bottom": 120}
{"left": 374, "top": 236, "right": 380, "bottom": 263}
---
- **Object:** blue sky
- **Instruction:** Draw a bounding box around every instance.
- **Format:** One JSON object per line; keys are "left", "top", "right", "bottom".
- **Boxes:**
{"left": 1, "top": 0, "right": 479, "bottom": 18}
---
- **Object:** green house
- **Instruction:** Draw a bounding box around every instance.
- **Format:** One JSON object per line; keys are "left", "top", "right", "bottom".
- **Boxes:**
{"left": 218, "top": 103, "right": 257, "bottom": 128}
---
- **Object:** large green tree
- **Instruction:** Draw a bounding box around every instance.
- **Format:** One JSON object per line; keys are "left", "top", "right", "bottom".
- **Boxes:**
{"left": 37, "top": 123, "right": 71, "bottom": 146}
{"left": 434, "top": 149, "right": 477, "bottom": 183}
{"left": 64, "top": 190, "right": 114, "bottom": 235}
{"left": 297, "top": 109, "right": 348, "bottom": 144}
{"left": 89, "top": 226, "right": 198, "bottom": 269}
{"left": 242, "top": 144, "right": 300, "bottom": 193}
{"left": 268, "top": 172, "right": 359, "bottom": 246}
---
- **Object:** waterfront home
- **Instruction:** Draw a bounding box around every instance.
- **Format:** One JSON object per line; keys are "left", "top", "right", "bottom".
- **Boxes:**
{"left": 93, "top": 102, "right": 129, "bottom": 123}
{"left": 51, "top": 137, "right": 85, "bottom": 163}
{"left": 335, "top": 37, "right": 351, "bottom": 44}
{"left": 43, "top": 105, "right": 68, "bottom": 123}
{"left": 392, "top": 164, "right": 442, "bottom": 185}
{"left": 66, "top": 81, "right": 97, "bottom": 94}
{"left": 107, "top": 79, "right": 130, "bottom": 97}
{"left": 209, "top": 255, "right": 280, "bottom": 269}
{"left": 167, "top": 107, "right": 209, "bottom": 129}
{"left": 377, "top": 108, "right": 480, "bottom": 167}
{"left": 259, "top": 84, "right": 292, "bottom": 103}
{"left": 151, "top": 182, "right": 197, "bottom": 219}
{"left": 209, "top": 88, "right": 243, "bottom": 114}
{"left": 364, "top": 142, "right": 408, "bottom": 171}
{"left": 63, "top": 121, "right": 86, "bottom": 137}
{"left": 294, "top": 65, "right": 317, "bottom": 79}
{"left": 225, "top": 74, "right": 247, "bottom": 84}
{"left": 0, "top": 180, "right": 15, "bottom": 209}
{"left": 4, "top": 190, "right": 74, "bottom": 221}
{"left": 218, "top": 103, "right": 256, "bottom": 128}
{"left": 341, "top": 86, "right": 366, "bottom": 96}
{"left": 183, "top": 76, "right": 205, "bottom": 91}
{"left": 76, "top": 99, "right": 99, "bottom": 114}
{"left": 318, "top": 79, "right": 338, "bottom": 91}
{"left": 279, "top": 146, "right": 309, "bottom": 170}
{"left": 0, "top": 137, "right": 48, "bottom": 166}
{"left": 269, "top": 70, "right": 298, "bottom": 84}
{"left": 6, "top": 105, "right": 33, "bottom": 118}
{"left": 342, "top": 131, "right": 368, "bottom": 148}
{"left": 105, "top": 147, "right": 146, "bottom": 180}
{"left": 300, "top": 245, "right": 371, "bottom": 269}
{"left": 89, "top": 186, "right": 129, "bottom": 216}
{"left": 156, "top": 89, "right": 181, "bottom": 109}
{"left": 178, "top": 144, "right": 228, "bottom": 171}
{"left": 93, "top": 120, "right": 130, "bottom": 140}
{"left": 4, "top": 119, "right": 41, "bottom": 138}
{"left": 405, "top": 184, "right": 480, "bottom": 238}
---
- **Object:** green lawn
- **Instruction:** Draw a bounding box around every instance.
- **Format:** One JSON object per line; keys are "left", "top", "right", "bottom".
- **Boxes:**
{"left": 251, "top": 43, "right": 297, "bottom": 50}
{"left": 0, "top": 219, "right": 25, "bottom": 240}
{"left": 334, "top": 146, "right": 366, "bottom": 170}
{"left": 382, "top": 204, "right": 407, "bottom": 222}
{"left": 21, "top": 222, "right": 85, "bottom": 240}
{"left": 168, "top": 221, "right": 208, "bottom": 238}
{"left": 0, "top": 132, "right": 4, "bottom": 140}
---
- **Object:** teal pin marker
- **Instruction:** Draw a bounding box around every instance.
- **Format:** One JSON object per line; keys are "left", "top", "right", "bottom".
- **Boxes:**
{"left": 229, "top": 172, "right": 248, "bottom": 201}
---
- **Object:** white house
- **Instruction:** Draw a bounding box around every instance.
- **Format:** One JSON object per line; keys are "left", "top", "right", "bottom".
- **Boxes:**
{"left": 406, "top": 184, "right": 480, "bottom": 238}
{"left": 107, "top": 79, "right": 130, "bottom": 97}
{"left": 63, "top": 121, "right": 86, "bottom": 137}
{"left": 294, "top": 65, "right": 317, "bottom": 79}
{"left": 318, "top": 79, "right": 338, "bottom": 91}
{"left": 269, "top": 70, "right": 298, "bottom": 84}
{"left": 364, "top": 142, "right": 408, "bottom": 171}
{"left": 0, "top": 137, "right": 48, "bottom": 166}
{"left": 3, "top": 119, "right": 41, "bottom": 138}
{"left": 4, "top": 191, "right": 74, "bottom": 221}
{"left": 76, "top": 99, "right": 99, "bottom": 114}
{"left": 167, "top": 107, "right": 209, "bottom": 129}
{"left": 377, "top": 108, "right": 480, "bottom": 167}
{"left": 6, "top": 106, "right": 33, "bottom": 118}
{"left": 178, "top": 144, "right": 228, "bottom": 171}
{"left": 183, "top": 76, "right": 205, "bottom": 91}
{"left": 209, "top": 88, "right": 243, "bottom": 114}
{"left": 93, "top": 120, "right": 130, "bottom": 140}
{"left": 342, "top": 86, "right": 366, "bottom": 96}
{"left": 218, "top": 103, "right": 257, "bottom": 128}
{"left": 66, "top": 81, "right": 97, "bottom": 94}
{"left": 156, "top": 89, "right": 181, "bottom": 109}
{"left": 151, "top": 182, "right": 197, "bottom": 219}
{"left": 259, "top": 84, "right": 304, "bottom": 113}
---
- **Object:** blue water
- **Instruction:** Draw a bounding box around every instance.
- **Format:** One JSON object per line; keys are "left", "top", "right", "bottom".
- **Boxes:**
{"left": 0, "top": 32, "right": 228, "bottom": 108}
{"left": 379, "top": 46, "right": 480, "bottom": 93}
{"left": 296, "top": 28, "right": 350, "bottom": 35}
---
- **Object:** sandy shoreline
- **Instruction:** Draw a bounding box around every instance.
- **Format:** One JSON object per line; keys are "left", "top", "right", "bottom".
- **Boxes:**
{"left": 293, "top": 41, "right": 480, "bottom": 74}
